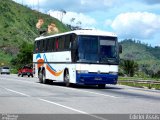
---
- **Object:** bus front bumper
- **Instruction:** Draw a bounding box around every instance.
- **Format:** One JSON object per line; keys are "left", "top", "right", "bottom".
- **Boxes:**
{"left": 76, "top": 72, "right": 118, "bottom": 85}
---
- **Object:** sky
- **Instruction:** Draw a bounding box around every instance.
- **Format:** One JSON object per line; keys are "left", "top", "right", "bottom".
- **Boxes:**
{"left": 12, "top": 0, "right": 160, "bottom": 46}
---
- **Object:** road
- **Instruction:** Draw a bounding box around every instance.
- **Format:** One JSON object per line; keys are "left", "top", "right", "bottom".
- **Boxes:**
{"left": 0, "top": 74, "right": 160, "bottom": 120}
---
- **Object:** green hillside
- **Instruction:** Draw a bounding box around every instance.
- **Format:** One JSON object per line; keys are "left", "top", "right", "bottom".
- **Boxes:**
{"left": 120, "top": 39, "right": 160, "bottom": 74}
{"left": 0, "top": 0, "right": 70, "bottom": 65}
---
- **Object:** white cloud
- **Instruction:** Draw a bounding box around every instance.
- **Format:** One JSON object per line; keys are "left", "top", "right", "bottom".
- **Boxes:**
{"left": 142, "top": 0, "right": 160, "bottom": 5}
{"left": 105, "top": 19, "right": 112, "bottom": 26}
{"left": 111, "top": 12, "right": 160, "bottom": 39}
{"left": 48, "top": 10, "right": 97, "bottom": 29}
{"left": 13, "top": 0, "right": 120, "bottom": 13}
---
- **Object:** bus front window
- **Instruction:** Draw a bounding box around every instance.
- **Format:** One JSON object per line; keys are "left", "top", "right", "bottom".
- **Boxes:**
{"left": 78, "top": 36, "right": 99, "bottom": 63}
{"left": 99, "top": 37, "right": 118, "bottom": 64}
{"left": 77, "top": 36, "right": 118, "bottom": 64}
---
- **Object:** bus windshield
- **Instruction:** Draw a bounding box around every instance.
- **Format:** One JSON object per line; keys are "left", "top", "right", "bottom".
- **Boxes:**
{"left": 77, "top": 35, "right": 118, "bottom": 64}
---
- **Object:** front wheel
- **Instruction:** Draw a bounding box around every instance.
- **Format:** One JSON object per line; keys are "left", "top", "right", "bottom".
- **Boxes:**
{"left": 64, "top": 70, "right": 71, "bottom": 87}
{"left": 40, "top": 70, "right": 47, "bottom": 84}
{"left": 38, "top": 71, "right": 43, "bottom": 83}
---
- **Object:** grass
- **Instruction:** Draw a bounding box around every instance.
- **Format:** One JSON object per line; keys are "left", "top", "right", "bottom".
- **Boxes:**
{"left": 118, "top": 76, "right": 160, "bottom": 81}
{"left": 0, "top": 50, "right": 12, "bottom": 66}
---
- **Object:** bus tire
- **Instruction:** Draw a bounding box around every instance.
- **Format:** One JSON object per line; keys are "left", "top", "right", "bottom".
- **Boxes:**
{"left": 42, "top": 70, "right": 48, "bottom": 84}
{"left": 64, "top": 70, "right": 70, "bottom": 87}
{"left": 98, "top": 84, "right": 106, "bottom": 89}
{"left": 38, "top": 71, "right": 43, "bottom": 83}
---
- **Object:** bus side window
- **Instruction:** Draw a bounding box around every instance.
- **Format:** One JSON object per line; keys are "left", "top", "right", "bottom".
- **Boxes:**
{"left": 44, "top": 39, "right": 47, "bottom": 52}
{"left": 48, "top": 38, "right": 55, "bottom": 52}
{"left": 61, "top": 36, "right": 65, "bottom": 50}
{"left": 41, "top": 40, "right": 45, "bottom": 52}
{"left": 56, "top": 38, "right": 58, "bottom": 51}
{"left": 34, "top": 41, "right": 37, "bottom": 53}
{"left": 36, "top": 41, "right": 40, "bottom": 53}
{"left": 71, "top": 34, "right": 78, "bottom": 62}
{"left": 64, "top": 35, "right": 71, "bottom": 50}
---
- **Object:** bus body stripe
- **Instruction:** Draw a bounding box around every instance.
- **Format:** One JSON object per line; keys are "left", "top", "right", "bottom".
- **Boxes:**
{"left": 46, "top": 64, "right": 63, "bottom": 76}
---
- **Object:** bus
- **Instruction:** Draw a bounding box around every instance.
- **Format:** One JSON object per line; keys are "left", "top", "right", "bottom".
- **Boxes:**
{"left": 33, "top": 30, "right": 122, "bottom": 88}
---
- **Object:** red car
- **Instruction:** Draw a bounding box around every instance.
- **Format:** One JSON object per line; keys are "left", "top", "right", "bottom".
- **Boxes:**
{"left": 18, "top": 66, "right": 33, "bottom": 77}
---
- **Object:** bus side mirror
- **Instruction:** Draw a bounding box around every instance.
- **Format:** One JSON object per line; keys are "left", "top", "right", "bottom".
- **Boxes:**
{"left": 119, "top": 44, "right": 122, "bottom": 53}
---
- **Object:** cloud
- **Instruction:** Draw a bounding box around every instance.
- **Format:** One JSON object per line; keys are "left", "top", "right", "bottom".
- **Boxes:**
{"left": 105, "top": 19, "right": 112, "bottom": 26}
{"left": 41, "top": 0, "right": 119, "bottom": 12}
{"left": 142, "top": 0, "right": 160, "bottom": 5}
{"left": 48, "top": 10, "right": 97, "bottom": 29}
{"left": 111, "top": 12, "right": 160, "bottom": 40}
{"left": 13, "top": 0, "right": 120, "bottom": 12}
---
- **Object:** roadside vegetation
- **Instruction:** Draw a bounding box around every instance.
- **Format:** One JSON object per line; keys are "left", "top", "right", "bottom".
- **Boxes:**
{"left": 10, "top": 42, "right": 33, "bottom": 73}
{"left": 118, "top": 59, "right": 160, "bottom": 90}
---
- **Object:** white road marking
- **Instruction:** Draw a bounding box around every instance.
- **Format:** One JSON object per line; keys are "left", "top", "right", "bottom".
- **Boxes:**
{"left": 2, "top": 85, "right": 108, "bottom": 120}
{"left": 75, "top": 89, "right": 119, "bottom": 98}
{"left": 3, "top": 77, "right": 119, "bottom": 98}
{"left": 39, "top": 98, "right": 108, "bottom": 120}
{"left": 50, "top": 85, "right": 119, "bottom": 98}
{"left": 3, "top": 87, "right": 108, "bottom": 120}
{"left": 5, "top": 88, "right": 31, "bottom": 97}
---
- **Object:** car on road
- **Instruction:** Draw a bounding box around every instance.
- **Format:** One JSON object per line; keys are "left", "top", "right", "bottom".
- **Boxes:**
{"left": 18, "top": 66, "right": 33, "bottom": 77}
{"left": 0, "top": 66, "right": 10, "bottom": 74}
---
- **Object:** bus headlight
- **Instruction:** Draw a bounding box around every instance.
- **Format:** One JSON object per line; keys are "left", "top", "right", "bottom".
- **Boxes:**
{"left": 77, "top": 70, "right": 89, "bottom": 74}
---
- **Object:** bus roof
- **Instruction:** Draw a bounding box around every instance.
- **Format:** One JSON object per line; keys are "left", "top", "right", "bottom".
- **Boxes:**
{"left": 35, "top": 29, "right": 117, "bottom": 41}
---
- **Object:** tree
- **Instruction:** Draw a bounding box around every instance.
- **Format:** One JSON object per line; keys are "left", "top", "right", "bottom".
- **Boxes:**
{"left": 70, "top": 18, "right": 75, "bottom": 25}
{"left": 76, "top": 21, "right": 82, "bottom": 28}
{"left": 11, "top": 42, "right": 33, "bottom": 69}
{"left": 120, "top": 59, "right": 138, "bottom": 77}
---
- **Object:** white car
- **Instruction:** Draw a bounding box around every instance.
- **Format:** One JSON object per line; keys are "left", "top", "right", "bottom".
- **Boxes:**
{"left": 0, "top": 67, "right": 10, "bottom": 74}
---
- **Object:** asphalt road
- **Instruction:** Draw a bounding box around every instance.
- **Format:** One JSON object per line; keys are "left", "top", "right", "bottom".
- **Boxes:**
{"left": 0, "top": 74, "right": 160, "bottom": 120}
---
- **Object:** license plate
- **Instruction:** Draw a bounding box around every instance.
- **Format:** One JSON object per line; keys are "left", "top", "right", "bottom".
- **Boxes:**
{"left": 94, "top": 77, "right": 102, "bottom": 80}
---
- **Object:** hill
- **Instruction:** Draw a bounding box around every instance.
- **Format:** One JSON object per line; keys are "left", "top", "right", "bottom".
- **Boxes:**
{"left": 0, "top": 0, "right": 70, "bottom": 65}
{"left": 120, "top": 39, "right": 160, "bottom": 73}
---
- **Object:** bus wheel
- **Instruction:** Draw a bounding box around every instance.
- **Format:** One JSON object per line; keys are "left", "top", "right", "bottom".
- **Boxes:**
{"left": 42, "top": 70, "right": 48, "bottom": 84}
{"left": 64, "top": 70, "right": 70, "bottom": 87}
{"left": 98, "top": 84, "right": 106, "bottom": 89}
{"left": 38, "top": 71, "right": 43, "bottom": 83}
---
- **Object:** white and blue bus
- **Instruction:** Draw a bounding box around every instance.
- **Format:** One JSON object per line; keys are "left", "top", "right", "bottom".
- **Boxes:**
{"left": 33, "top": 30, "right": 122, "bottom": 88}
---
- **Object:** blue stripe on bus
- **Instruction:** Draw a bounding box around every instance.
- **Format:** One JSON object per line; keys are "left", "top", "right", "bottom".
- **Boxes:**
{"left": 36, "top": 53, "right": 41, "bottom": 59}
{"left": 76, "top": 73, "right": 118, "bottom": 85}
{"left": 43, "top": 54, "right": 57, "bottom": 72}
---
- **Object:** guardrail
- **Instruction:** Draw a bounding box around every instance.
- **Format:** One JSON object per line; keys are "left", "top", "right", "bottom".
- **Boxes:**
{"left": 118, "top": 80, "right": 160, "bottom": 89}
